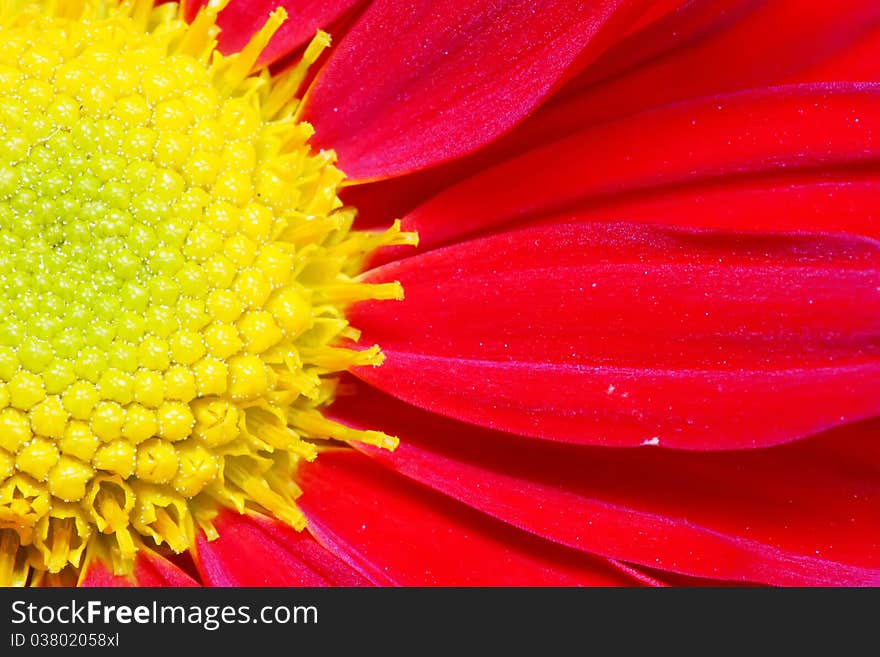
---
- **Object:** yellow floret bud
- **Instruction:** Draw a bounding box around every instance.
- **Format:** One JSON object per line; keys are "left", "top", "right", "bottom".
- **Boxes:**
{"left": 267, "top": 288, "right": 312, "bottom": 337}
{"left": 122, "top": 404, "right": 158, "bottom": 444}
{"left": 172, "top": 438, "right": 217, "bottom": 493}
{"left": 191, "top": 398, "right": 241, "bottom": 448}
{"left": 157, "top": 402, "right": 194, "bottom": 442}
{"left": 0, "top": 449, "right": 14, "bottom": 481}
{"left": 192, "top": 357, "right": 228, "bottom": 396}
{"left": 0, "top": 409, "right": 32, "bottom": 453}
{"left": 135, "top": 438, "right": 179, "bottom": 484}
{"left": 169, "top": 331, "right": 205, "bottom": 366}
{"left": 91, "top": 441, "right": 136, "bottom": 479}
{"left": 227, "top": 354, "right": 269, "bottom": 400}
{"left": 47, "top": 456, "right": 95, "bottom": 502}
{"left": 132, "top": 369, "right": 165, "bottom": 408}
{"left": 62, "top": 382, "right": 100, "bottom": 421}
{"left": 59, "top": 422, "right": 100, "bottom": 461}
{"left": 90, "top": 401, "right": 126, "bottom": 442}
{"left": 8, "top": 370, "right": 45, "bottom": 410}
{"left": 204, "top": 322, "right": 243, "bottom": 359}
{"left": 16, "top": 438, "right": 60, "bottom": 481}
{"left": 163, "top": 365, "right": 198, "bottom": 402}
{"left": 237, "top": 311, "right": 283, "bottom": 354}
{"left": 29, "top": 396, "right": 68, "bottom": 439}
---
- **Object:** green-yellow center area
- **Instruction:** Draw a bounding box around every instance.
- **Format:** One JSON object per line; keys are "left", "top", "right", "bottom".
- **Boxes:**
{"left": 0, "top": 0, "right": 413, "bottom": 586}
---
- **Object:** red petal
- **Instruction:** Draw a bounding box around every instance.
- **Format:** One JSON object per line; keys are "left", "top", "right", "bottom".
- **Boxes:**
{"left": 352, "top": 221, "right": 880, "bottom": 450}
{"left": 403, "top": 84, "right": 880, "bottom": 251}
{"left": 619, "top": 0, "right": 696, "bottom": 37}
{"left": 535, "top": 0, "right": 880, "bottom": 135}
{"left": 525, "top": 171, "right": 880, "bottom": 239}
{"left": 328, "top": 381, "right": 880, "bottom": 586}
{"left": 302, "top": 0, "right": 658, "bottom": 181}
{"left": 564, "top": 0, "right": 880, "bottom": 121}
{"left": 556, "top": 0, "right": 759, "bottom": 103}
{"left": 80, "top": 550, "right": 199, "bottom": 587}
{"left": 79, "top": 560, "right": 129, "bottom": 587}
{"left": 297, "top": 449, "right": 638, "bottom": 585}
{"left": 343, "top": 0, "right": 756, "bottom": 232}
{"left": 350, "top": 2, "right": 880, "bottom": 238}
{"left": 194, "top": 509, "right": 370, "bottom": 586}
{"left": 802, "top": 27, "right": 880, "bottom": 83}
{"left": 183, "top": 0, "right": 362, "bottom": 66}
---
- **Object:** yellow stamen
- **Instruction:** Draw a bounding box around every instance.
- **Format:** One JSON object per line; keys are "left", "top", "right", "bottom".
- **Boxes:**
{"left": 265, "top": 29, "right": 330, "bottom": 120}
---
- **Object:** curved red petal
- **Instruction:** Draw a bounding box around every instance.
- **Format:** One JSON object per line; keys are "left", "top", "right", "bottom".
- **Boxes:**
{"left": 302, "top": 0, "right": 658, "bottom": 181}
{"left": 802, "top": 26, "right": 880, "bottom": 83}
{"left": 341, "top": 0, "right": 758, "bottom": 233}
{"left": 555, "top": 0, "right": 759, "bottom": 103}
{"left": 194, "top": 509, "right": 370, "bottom": 586}
{"left": 79, "top": 550, "right": 199, "bottom": 587}
{"left": 298, "top": 449, "right": 639, "bottom": 586}
{"left": 534, "top": 0, "right": 880, "bottom": 136}
{"left": 522, "top": 171, "right": 880, "bottom": 240}
{"left": 352, "top": 221, "right": 880, "bottom": 450}
{"left": 350, "top": 3, "right": 880, "bottom": 239}
{"left": 402, "top": 83, "right": 880, "bottom": 251}
{"left": 183, "top": 0, "right": 362, "bottom": 66}
{"left": 619, "top": 0, "right": 697, "bottom": 36}
{"left": 328, "top": 381, "right": 880, "bottom": 586}
{"left": 79, "top": 560, "right": 130, "bottom": 587}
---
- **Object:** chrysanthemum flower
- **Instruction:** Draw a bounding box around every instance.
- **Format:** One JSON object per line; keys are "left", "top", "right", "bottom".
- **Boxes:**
{"left": 1, "top": 0, "right": 878, "bottom": 587}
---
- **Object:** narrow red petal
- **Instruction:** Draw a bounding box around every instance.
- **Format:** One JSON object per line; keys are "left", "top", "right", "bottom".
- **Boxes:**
{"left": 183, "top": 0, "right": 363, "bottom": 66}
{"left": 350, "top": 2, "right": 880, "bottom": 238}
{"left": 523, "top": 171, "right": 880, "bottom": 239}
{"left": 352, "top": 221, "right": 880, "bottom": 450}
{"left": 534, "top": 0, "right": 880, "bottom": 135}
{"left": 328, "top": 381, "right": 880, "bottom": 586}
{"left": 79, "top": 560, "right": 130, "bottom": 587}
{"left": 302, "top": 0, "right": 658, "bottom": 181}
{"left": 298, "top": 449, "right": 639, "bottom": 586}
{"left": 402, "top": 83, "right": 880, "bottom": 251}
{"left": 132, "top": 552, "right": 201, "bottom": 587}
{"left": 801, "top": 27, "right": 880, "bottom": 83}
{"left": 618, "top": 0, "right": 696, "bottom": 37}
{"left": 79, "top": 550, "right": 199, "bottom": 587}
{"left": 556, "top": 0, "right": 759, "bottom": 102}
{"left": 342, "top": 0, "right": 759, "bottom": 233}
{"left": 194, "top": 509, "right": 370, "bottom": 586}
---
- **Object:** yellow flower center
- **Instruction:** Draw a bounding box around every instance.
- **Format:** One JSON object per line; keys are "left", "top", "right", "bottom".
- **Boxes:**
{"left": 0, "top": 0, "right": 414, "bottom": 586}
